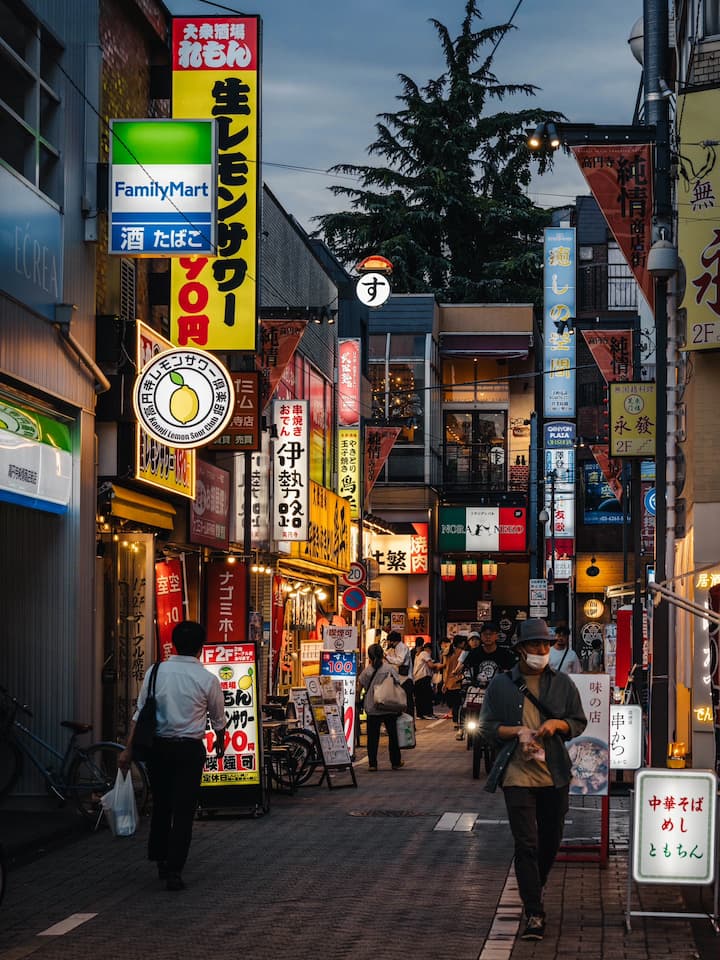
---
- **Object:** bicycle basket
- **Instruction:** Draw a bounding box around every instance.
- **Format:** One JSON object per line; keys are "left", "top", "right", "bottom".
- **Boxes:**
{"left": 463, "top": 686, "right": 485, "bottom": 709}
{"left": 0, "top": 690, "right": 14, "bottom": 735}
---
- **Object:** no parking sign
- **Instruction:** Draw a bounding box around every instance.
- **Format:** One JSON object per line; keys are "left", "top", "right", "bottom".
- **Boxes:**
{"left": 342, "top": 586, "right": 366, "bottom": 611}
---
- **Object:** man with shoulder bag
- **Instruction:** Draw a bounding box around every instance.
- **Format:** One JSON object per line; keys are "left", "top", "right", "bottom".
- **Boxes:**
{"left": 119, "top": 620, "right": 226, "bottom": 891}
{"left": 479, "top": 618, "right": 586, "bottom": 942}
{"left": 384, "top": 630, "right": 414, "bottom": 715}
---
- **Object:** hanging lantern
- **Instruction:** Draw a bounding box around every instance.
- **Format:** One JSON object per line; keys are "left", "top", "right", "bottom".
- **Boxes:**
{"left": 441, "top": 560, "right": 456, "bottom": 582}
{"left": 482, "top": 560, "right": 498, "bottom": 582}
{"left": 461, "top": 560, "right": 478, "bottom": 582}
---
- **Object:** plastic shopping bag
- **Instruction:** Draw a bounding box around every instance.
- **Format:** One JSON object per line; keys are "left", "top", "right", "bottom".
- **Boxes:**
{"left": 396, "top": 712, "right": 416, "bottom": 750}
{"left": 101, "top": 769, "right": 138, "bottom": 837}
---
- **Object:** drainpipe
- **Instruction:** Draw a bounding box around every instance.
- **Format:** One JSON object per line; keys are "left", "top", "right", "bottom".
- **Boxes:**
{"left": 53, "top": 303, "right": 111, "bottom": 394}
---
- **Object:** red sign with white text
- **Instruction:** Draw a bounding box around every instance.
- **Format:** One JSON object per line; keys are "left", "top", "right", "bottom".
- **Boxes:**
{"left": 338, "top": 339, "right": 361, "bottom": 427}
{"left": 155, "top": 559, "right": 184, "bottom": 660}
{"left": 205, "top": 560, "right": 248, "bottom": 645}
{"left": 256, "top": 320, "right": 307, "bottom": 409}
{"left": 582, "top": 329, "right": 634, "bottom": 383}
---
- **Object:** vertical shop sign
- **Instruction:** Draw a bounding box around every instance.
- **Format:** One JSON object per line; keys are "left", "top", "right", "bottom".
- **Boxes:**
{"left": 201, "top": 643, "right": 260, "bottom": 786}
{"left": 338, "top": 339, "right": 361, "bottom": 427}
{"left": 609, "top": 382, "right": 657, "bottom": 457}
{"left": 589, "top": 444, "right": 624, "bottom": 503}
{"left": 582, "top": 329, "right": 634, "bottom": 382}
{"left": 170, "top": 16, "right": 260, "bottom": 351}
{"left": 364, "top": 426, "right": 401, "bottom": 501}
{"left": 609, "top": 704, "right": 643, "bottom": 770}
{"left": 290, "top": 481, "right": 351, "bottom": 571}
{"left": 320, "top": 651, "right": 357, "bottom": 753}
{"left": 543, "top": 228, "right": 576, "bottom": 417}
{"left": 208, "top": 371, "right": 260, "bottom": 451}
{"left": 272, "top": 400, "right": 309, "bottom": 541}
{"left": 135, "top": 322, "right": 196, "bottom": 498}
{"left": 205, "top": 559, "right": 247, "bottom": 645}
{"left": 337, "top": 427, "right": 361, "bottom": 518}
{"left": 572, "top": 144, "right": 654, "bottom": 311}
{"left": 568, "top": 674, "right": 611, "bottom": 797}
{"left": 190, "top": 460, "right": 230, "bottom": 548}
{"left": 155, "top": 558, "right": 184, "bottom": 660}
{"left": 256, "top": 320, "right": 307, "bottom": 409}
{"left": 632, "top": 770, "right": 717, "bottom": 884}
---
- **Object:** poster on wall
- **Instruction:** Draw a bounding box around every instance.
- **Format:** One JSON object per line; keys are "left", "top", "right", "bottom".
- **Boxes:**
{"left": 200, "top": 642, "right": 260, "bottom": 787}
{"left": 567, "top": 674, "right": 610, "bottom": 797}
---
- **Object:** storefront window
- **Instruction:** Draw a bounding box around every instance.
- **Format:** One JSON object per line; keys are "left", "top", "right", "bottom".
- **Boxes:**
{"left": 444, "top": 410, "right": 506, "bottom": 487}
{"left": 369, "top": 334, "right": 387, "bottom": 360}
{"left": 442, "top": 358, "right": 509, "bottom": 403}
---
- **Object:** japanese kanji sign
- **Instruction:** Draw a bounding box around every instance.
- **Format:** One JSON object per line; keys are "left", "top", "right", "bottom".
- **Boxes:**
{"left": 205, "top": 558, "right": 247, "bottom": 644}
{"left": 229, "top": 439, "right": 270, "bottom": 549}
{"left": 364, "top": 426, "right": 401, "bottom": 501}
{"left": 609, "top": 382, "right": 656, "bottom": 457}
{"left": 582, "top": 329, "right": 634, "bottom": 383}
{"left": 366, "top": 523, "right": 429, "bottom": 575}
{"left": 337, "top": 427, "right": 361, "bottom": 518}
{"left": 207, "top": 370, "right": 260, "bottom": 451}
{"left": 109, "top": 119, "right": 216, "bottom": 256}
{"left": 567, "top": 674, "right": 611, "bottom": 797}
{"left": 155, "top": 558, "right": 184, "bottom": 660}
{"left": 170, "top": 16, "right": 260, "bottom": 351}
{"left": 338, "top": 339, "right": 361, "bottom": 427}
{"left": 678, "top": 90, "right": 720, "bottom": 350}
{"left": 190, "top": 459, "right": 230, "bottom": 549}
{"left": 543, "top": 228, "right": 576, "bottom": 417}
{"left": 609, "top": 704, "right": 642, "bottom": 770}
{"left": 256, "top": 320, "right": 307, "bottom": 409}
{"left": 632, "top": 770, "right": 717, "bottom": 885}
{"left": 572, "top": 144, "right": 654, "bottom": 311}
{"left": 272, "top": 400, "right": 309, "bottom": 541}
{"left": 289, "top": 480, "right": 351, "bottom": 572}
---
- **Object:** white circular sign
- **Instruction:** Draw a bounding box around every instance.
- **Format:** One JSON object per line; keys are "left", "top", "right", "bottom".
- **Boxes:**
{"left": 356, "top": 272, "right": 391, "bottom": 307}
{"left": 342, "top": 561, "right": 367, "bottom": 587}
{"left": 133, "top": 347, "right": 235, "bottom": 449}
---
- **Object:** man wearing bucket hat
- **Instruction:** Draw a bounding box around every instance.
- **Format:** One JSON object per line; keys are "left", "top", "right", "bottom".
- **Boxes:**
{"left": 479, "top": 617, "right": 586, "bottom": 942}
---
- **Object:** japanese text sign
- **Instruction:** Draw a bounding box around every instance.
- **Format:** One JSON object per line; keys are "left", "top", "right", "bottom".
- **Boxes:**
{"left": 320, "top": 652, "right": 357, "bottom": 752}
{"left": 366, "top": 523, "right": 429, "bottom": 574}
{"left": 170, "top": 16, "right": 259, "bottom": 351}
{"left": 155, "top": 558, "right": 184, "bottom": 660}
{"left": 632, "top": 770, "right": 717, "bottom": 885}
{"left": 609, "top": 382, "right": 656, "bottom": 457}
{"left": 289, "top": 480, "right": 351, "bottom": 571}
{"left": 572, "top": 145, "right": 654, "bottom": 311}
{"left": 305, "top": 674, "right": 353, "bottom": 768}
{"left": 256, "top": 320, "right": 307, "bottom": 409}
{"left": 582, "top": 329, "right": 634, "bottom": 383}
{"left": 323, "top": 625, "right": 358, "bottom": 652}
{"left": 364, "top": 426, "right": 400, "bottom": 500}
{"left": 543, "top": 228, "right": 576, "bottom": 417}
{"left": 272, "top": 400, "right": 309, "bottom": 541}
{"left": 208, "top": 371, "right": 260, "bottom": 451}
{"left": 190, "top": 459, "right": 230, "bottom": 548}
{"left": 229, "top": 441, "right": 270, "bottom": 549}
{"left": 135, "top": 322, "right": 196, "bottom": 498}
{"left": 568, "top": 674, "right": 611, "bottom": 797}
{"left": 337, "top": 427, "right": 361, "bottom": 518}
{"left": 438, "top": 507, "right": 527, "bottom": 552}
{"left": 609, "top": 704, "right": 643, "bottom": 770}
{"left": 338, "top": 339, "right": 361, "bottom": 427}
{"left": 109, "top": 119, "right": 216, "bottom": 256}
{"left": 205, "top": 559, "right": 247, "bottom": 645}
{"left": 201, "top": 643, "right": 260, "bottom": 787}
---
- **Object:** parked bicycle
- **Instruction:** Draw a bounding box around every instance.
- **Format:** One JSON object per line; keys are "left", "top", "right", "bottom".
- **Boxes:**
{"left": 262, "top": 698, "right": 322, "bottom": 790}
{"left": 0, "top": 685, "right": 149, "bottom": 826}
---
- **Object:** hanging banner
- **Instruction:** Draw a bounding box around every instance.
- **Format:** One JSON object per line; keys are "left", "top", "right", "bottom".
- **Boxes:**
{"left": 609, "top": 382, "right": 657, "bottom": 457}
{"left": 170, "top": 16, "right": 260, "bottom": 351}
{"left": 582, "top": 329, "right": 634, "bottom": 382}
{"left": 338, "top": 339, "right": 362, "bottom": 427}
{"left": 589, "top": 444, "right": 624, "bottom": 503}
{"left": 205, "top": 559, "right": 248, "bottom": 645}
{"left": 572, "top": 144, "right": 654, "bottom": 311}
{"left": 543, "top": 228, "right": 576, "bottom": 417}
{"left": 337, "top": 427, "right": 361, "bottom": 518}
{"left": 229, "top": 439, "right": 270, "bottom": 549}
{"left": 272, "top": 400, "right": 309, "bottom": 541}
{"left": 190, "top": 459, "right": 230, "bottom": 548}
{"left": 256, "top": 320, "right": 307, "bottom": 409}
{"left": 364, "top": 426, "right": 401, "bottom": 501}
{"left": 155, "top": 558, "right": 185, "bottom": 660}
{"left": 677, "top": 90, "right": 720, "bottom": 350}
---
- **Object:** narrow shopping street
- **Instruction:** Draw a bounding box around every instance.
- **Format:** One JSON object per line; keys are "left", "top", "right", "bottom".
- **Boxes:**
{"left": 1, "top": 716, "right": 714, "bottom": 960}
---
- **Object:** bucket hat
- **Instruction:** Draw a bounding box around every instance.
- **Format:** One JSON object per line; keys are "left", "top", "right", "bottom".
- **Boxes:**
{"left": 512, "top": 617, "right": 550, "bottom": 646}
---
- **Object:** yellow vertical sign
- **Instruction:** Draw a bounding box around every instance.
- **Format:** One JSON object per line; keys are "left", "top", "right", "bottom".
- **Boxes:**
{"left": 609, "top": 382, "right": 656, "bottom": 457}
{"left": 338, "top": 428, "right": 361, "bottom": 519}
{"left": 170, "top": 16, "right": 259, "bottom": 351}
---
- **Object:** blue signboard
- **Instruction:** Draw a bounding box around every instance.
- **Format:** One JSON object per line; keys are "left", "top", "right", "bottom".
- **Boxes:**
{"left": 543, "top": 228, "right": 576, "bottom": 417}
{"left": 583, "top": 462, "right": 624, "bottom": 524}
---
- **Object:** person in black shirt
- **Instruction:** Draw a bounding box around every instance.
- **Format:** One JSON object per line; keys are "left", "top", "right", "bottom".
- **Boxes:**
{"left": 462, "top": 622, "right": 516, "bottom": 686}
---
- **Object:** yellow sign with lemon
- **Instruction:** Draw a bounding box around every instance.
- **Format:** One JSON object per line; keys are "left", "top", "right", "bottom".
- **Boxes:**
{"left": 133, "top": 346, "right": 235, "bottom": 449}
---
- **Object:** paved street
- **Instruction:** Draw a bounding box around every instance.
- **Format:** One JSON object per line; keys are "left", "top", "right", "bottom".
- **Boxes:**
{"left": 0, "top": 716, "right": 716, "bottom": 960}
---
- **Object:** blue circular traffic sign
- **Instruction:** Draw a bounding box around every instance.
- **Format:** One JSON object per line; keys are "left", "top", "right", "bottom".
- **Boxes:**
{"left": 644, "top": 487, "right": 656, "bottom": 517}
{"left": 342, "top": 586, "right": 366, "bottom": 611}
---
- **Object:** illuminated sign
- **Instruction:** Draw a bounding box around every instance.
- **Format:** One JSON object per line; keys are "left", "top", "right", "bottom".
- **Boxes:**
{"left": 289, "top": 481, "right": 352, "bottom": 572}
{"left": 338, "top": 427, "right": 361, "bottom": 518}
{"left": 438, "top": 506, "right": 528, "bottom": 552}
{"left": 609, "top": 382, "right": 656, "bottom": 457}
{"left": 609, "top": 704, "right": 642, "bottom": 770}
{"left": 543, "top": 227, "right": 576, "bottom": 416}
{"left": 109, "top": 119, "right": 215, "bottom": 256}
{"left": 0, "top": 399, "right": 71, "bottom": 514}
{"left": 338, "top": 339, "right": 361, "bottom": 427}
{"left": 366, "top": 523, "right": 429, "bottom": 575}
{"left": 272, "top": 400, "right": 309, "bottom": 541}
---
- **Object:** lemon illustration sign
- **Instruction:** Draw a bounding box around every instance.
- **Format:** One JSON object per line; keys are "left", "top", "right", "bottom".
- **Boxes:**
{"left": 133, "top": 346, "right": 235, "bottom": 449}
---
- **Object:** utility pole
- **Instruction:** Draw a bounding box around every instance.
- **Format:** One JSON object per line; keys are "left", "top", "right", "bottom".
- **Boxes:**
{"left": 644, "top": 0, "right": 672, "bottom": 765}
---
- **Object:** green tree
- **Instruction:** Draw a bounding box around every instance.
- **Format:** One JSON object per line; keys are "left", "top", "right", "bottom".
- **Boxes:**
{"left": 314, "top": 0, "right": 562, "bottom": 303}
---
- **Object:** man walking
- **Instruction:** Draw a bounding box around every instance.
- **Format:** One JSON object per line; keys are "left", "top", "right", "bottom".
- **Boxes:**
{"left": 548, "top": 622, "right": 581, "bottom": 674}
{"left": 120, "top": 620, "right": 226, "bottom": 891}
{"left": 480, "top": 618, "right": 586, "bottom": 941}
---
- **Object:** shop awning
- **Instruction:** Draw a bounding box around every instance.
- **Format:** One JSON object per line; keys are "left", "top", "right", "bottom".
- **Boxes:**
{"left": 439, "top": 332, "right": 533, "bottom": 358}
{"left": 107, "top": 484, "right": 176, "bottom": 530}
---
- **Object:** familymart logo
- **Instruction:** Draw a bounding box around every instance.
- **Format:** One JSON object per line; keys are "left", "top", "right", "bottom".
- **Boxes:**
{"left": 109, "top": 119, "right": 216, "bottom": 256}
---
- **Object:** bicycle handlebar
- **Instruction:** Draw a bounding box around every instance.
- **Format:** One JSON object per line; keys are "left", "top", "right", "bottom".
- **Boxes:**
{"left": 0, "top": 684, "right": 33, "bottom": 718}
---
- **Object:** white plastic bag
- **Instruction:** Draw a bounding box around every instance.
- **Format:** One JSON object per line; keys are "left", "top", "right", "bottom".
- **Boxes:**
{"left": 101, "top": 769, "right": 138, "bottom": 837}
{"left": 396, "top": 712, "right": 416, "bottom": 750}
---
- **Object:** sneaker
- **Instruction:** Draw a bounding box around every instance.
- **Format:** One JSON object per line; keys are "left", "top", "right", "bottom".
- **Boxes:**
{"left": 455, "top": 731, "right": 464, "bottom": 741}
{"left": 521, "top": 916, "right": 545, "bottom": 941}
{"left": 368, "top": 765, "right": 378, "bottom": 771}
{"left": 391, "top": 761, "right": 405, "bottom": 769}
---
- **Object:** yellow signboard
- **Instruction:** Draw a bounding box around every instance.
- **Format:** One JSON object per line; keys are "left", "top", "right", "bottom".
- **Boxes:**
{"left": 170, "top": 16, "right": 259, "bottom": 351}
{"left": 337, "top": 428, "right": 361, "bottom": 519}
{"left": 678, "top": 89, "right": 720, "bottom": 351}
{"left": 290, "top": 481, "right": 351, "bottom": 572}
{"left": 609, "top": 382, "right": 656, "bottom": 457}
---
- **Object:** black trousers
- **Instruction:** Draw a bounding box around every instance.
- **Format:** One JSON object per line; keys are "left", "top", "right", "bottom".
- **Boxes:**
{"left": 414, "top": 676, "right": 434, "bottom": 717}
{"left": 445, "top": 688, "right": 463, "bottom": 723}
{"left": 147, "top": 738, "right": 206, "bottom": 874}
{"left": 503, "top": 784, "right": 570, "bottom": 918}
{"left": 366, "top": 713, "right": 402, "bottom": 767}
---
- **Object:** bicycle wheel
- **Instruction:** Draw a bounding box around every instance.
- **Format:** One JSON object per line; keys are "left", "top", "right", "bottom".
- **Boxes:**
{"left": 472, "top": 738, "right": 483, "bottom": 779}
{"left": 0, "top": 740, "right": 22, "bottom": 799}
{"left": 284, "top": 731, "right": 319, "bottom": 786}
{"left": 69, "top": 743, "right": 149, "bottom": 823}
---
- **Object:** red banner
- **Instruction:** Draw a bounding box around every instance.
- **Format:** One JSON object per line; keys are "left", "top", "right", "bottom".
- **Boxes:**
{"left": 364, "top": 427, "right": 401, "bottom": 501}
{"left": 338, "top": 339, "right": 361, "bottom": 427}
{"left": 256, "top": 320, "right": 307, "bottom": 410}
{"left": 155, "top": 559, "right": 184, "bottom": 660}
{"left": 205, "top": 560, "right": 248, "bottom": 645}
{"left": 572, "top": 145, "right": 654, "bottom": 310}
{"left": 589, "top": 445, "right": 624, "bottom": 504}
{"left": 581, "top": 329, "right": 634, "bottom": 382}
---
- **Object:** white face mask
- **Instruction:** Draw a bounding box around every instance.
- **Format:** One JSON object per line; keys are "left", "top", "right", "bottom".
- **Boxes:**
{"left": 524, "top": 652, "right": 550, "bottom": 671}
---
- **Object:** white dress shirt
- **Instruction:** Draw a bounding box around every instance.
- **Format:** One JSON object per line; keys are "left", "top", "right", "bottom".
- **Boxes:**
{"left": 133, "top": 655, "right": 226, "bottom": 739}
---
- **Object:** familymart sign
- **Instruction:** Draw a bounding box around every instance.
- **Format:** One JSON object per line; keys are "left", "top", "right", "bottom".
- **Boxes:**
{"left": 109, "top": 119, "right": 216, "bottom": 256}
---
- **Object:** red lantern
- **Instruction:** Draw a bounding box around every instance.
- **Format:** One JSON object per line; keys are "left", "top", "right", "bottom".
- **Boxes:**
{"left": 482, "top": 560, "right": 498, "bottom": 582}
{"left": 441, "top": 560, "right": 456, "bottom": 582}
{"left": 461, "top": 560, "right": 478, "bottom": 582}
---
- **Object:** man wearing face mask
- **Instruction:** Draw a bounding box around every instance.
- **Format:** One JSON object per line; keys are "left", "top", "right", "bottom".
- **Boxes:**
{"left": 479, "top": 618, "right": 586, "bottom": 942}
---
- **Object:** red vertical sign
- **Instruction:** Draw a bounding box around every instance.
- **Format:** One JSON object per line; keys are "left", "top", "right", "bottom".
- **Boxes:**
{"left": 581, "top": 330, "right": 634, "bottom": 382}
{"left": 206, "top": 560, "right": 248, "bottom": 645}
{"left": 155, "top": 559, "right": 184, "bottom": 660}
{"left": 364, "top": 426, "right": 401, "bottom": 501}
{"left": 338, "top": 339, "right": 361, "bottom": 427}
{"left": 256, "top": 320, "right": 307, "bottom": 409}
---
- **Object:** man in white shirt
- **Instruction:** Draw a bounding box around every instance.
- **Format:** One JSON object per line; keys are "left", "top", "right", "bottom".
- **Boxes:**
{"left": 548, "top": 624, "right": 581, "bottom": 674}
{"left": 384, "top": 630, "right": 413, "bottom": 714}
{"left": 120, "top": 620, "right": 226, "bottom": 891}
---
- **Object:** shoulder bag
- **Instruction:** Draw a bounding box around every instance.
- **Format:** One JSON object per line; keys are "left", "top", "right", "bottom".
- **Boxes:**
{"left": 373, "top": 671, "right": 407, "bottom": 714}
{"left": 132, "top": 661, "right": 160, "bottom": 762}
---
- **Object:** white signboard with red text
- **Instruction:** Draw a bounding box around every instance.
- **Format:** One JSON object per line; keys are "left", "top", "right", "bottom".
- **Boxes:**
{"left": 200, "top": 643, "right": 260, "bottom": 787}
{"left": 366, "top": 523, "right": 429, "bottom": 574}
{"left": 567, "top": 674, "right": 611, "bottom": 797}
{"left": 272, "top": 400, "right": 309, "bottom": 541}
